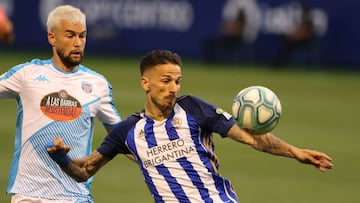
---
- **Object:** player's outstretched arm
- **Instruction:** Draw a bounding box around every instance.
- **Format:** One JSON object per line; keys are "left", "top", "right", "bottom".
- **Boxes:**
{"left": 46, "top": 137, "right": 111, "bottom": 182}
{"left": 226, "top": 124, "right": 333, "bottom": 172}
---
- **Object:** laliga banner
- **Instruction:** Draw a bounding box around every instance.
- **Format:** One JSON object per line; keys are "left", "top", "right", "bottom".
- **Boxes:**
{"left": 2, "top": 0, "right": 360, "bottom": 67}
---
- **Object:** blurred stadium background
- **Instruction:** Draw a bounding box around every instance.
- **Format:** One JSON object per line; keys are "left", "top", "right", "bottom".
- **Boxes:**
{"left": 1, "top": 0, "right": 359, "bottom": 202}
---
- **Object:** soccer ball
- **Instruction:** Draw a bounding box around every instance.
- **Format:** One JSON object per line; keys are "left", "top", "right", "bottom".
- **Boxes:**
{"left": 232, "top": 86, "right": 282, "bottom": 135}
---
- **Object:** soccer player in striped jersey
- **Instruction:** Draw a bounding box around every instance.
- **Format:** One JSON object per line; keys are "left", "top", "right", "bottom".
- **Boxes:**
{"left": 47, "top": 49, "right": 333, "bottom": 203}
{"left": 1, "top": 5, "right": 121, "bottom": 203}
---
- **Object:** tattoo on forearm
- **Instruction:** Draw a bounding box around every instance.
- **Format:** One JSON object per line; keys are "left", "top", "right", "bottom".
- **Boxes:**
{"left": 63, "top": 151, "right": 108, "bottom": 182}
{"left": 261, "top": 135, "right": 281, "bottom": 152}
{"left": 254, "top": 134, "right": 291, "bottom": 156}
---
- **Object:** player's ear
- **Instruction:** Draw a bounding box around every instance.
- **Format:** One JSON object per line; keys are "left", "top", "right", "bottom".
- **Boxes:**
{"left": 48, "top": 32, "right": 56, "bottom": 46}
{"left": 141, "top": 76, "right": 149, "bottom": 91}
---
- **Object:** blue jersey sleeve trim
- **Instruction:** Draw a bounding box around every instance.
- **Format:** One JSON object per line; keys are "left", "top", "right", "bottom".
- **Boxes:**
{"left": 97, "top": 114, "right": 140, "bottom": 158}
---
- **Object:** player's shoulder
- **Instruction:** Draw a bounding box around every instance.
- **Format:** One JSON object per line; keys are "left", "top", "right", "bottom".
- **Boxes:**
{"left": 176, "top": 94, "right": 219, "bottom": 118}
{"left": 14, "top": 58, "right": 50, "bottom": 67}
{"left": 177, "top": 94, "right": 198, "bottom": 102}
{"left": 112, "top": 112, "right": 142, "bottom": 133}
{"left": 5, "top": 58, "right": 50, "bottom": 74}
{"left": 127, "top": 112, "right": 142, "bottom": 122}
{"left": 119, "top": 112, "right": 142, "bottom": 125}
{"left": 177, "top": 94, "right": 209, "bottom": 106}
{"left": 78, "top": 64, "right": 106, "bottom": 78}
{"left": 77, "top": 64, "right": 112, "bottom": 87}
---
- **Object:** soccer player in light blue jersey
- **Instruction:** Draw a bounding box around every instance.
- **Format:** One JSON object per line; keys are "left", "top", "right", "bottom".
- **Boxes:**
{"left": 1, "top": 5, "right": 121, "bottom": 203}
{"left": 46, "top": 49, "right": 333, "bottom": 203}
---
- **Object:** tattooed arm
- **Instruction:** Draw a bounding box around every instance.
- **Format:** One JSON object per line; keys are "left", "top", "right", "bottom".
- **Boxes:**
{"left": 46, "top": 137, "right": 111, "bottom": 182}
{"left": 226, "top": 124, "right": 333, "bottom": 172}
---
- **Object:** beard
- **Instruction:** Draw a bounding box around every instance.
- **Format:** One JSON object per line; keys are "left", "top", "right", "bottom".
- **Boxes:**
{"left": 56, "top": 48, "right": 83, "bottom": 69}
{"left": 151, "top": 95, "right": 175, "bottom": 113}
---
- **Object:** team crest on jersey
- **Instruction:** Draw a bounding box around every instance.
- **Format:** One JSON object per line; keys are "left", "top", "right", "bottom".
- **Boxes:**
{"left": 40, "top": 90, "right": 82, "bottom": 122}
{"left": 81, "top": 81, "right": 93, "bottom": 94}
{"left": 172, "top": 117, "right": 182, "bottom": 128}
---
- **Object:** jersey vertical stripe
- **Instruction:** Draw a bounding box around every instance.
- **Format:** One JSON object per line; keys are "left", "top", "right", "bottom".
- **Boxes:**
{"left": 144, "top": 117, "right": 157, "bottom": 148}
{"left": 157, "top": 165, "right": 191, "bottom": 202}
{"left": 178, "top": 158, "right": 211, "bottom": 201}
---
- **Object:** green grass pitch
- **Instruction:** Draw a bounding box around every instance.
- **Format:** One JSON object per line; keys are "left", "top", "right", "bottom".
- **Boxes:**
{"left": 0, "top": 50, "right": 359, "bottom": 202}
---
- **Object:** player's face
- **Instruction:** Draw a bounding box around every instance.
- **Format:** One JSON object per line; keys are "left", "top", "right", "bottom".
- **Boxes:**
{"left": 143, "top": 63, "right": 182, "bottom": 114}
{"left": 50, "top": 19, "right": 86, "bottom": 70}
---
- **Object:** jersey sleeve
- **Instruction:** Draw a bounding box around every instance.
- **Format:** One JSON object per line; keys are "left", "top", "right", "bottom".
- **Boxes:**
{"left": 95, "top": 77, "right": 121, "bottom": 127}
{"left": 178, "top": 95, "right": 235, "bottom": 138}
{"left": 96, "top": 114, "right": 139, "bottom": 158}
{"left": 0, "top": 63, "right": 27, "bottom": 98}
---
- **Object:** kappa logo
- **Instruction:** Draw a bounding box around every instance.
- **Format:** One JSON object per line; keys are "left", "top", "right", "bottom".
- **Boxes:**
{"left": 34, "top": 75, "right": 49, "bottom": 82}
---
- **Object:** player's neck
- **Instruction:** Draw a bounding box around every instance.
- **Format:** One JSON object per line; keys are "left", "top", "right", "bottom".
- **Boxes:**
{"left": 144, "top": 104, "right": 171, "bottom": 121}
{"left": 52, "top": 56, "right": 78, "bottom": 72}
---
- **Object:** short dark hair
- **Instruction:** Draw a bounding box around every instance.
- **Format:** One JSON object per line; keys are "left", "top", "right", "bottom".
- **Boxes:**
{"left": 139, "top": 49, "right": 182, "bottom": 76}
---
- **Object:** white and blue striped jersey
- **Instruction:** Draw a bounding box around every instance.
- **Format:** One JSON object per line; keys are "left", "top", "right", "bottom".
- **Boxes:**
{"left": 98, "top": 95, "right": 238, "bottom": 203}
{"left": 0, "top": 59, "right": 121, "bottom": 202}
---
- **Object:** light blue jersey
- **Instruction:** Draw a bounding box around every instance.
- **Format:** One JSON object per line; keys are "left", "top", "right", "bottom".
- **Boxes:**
{"left": 98, "top": 95, "right": 238, "bottom": 203}
{"left": 0, "top": 59, "right": 121, "bottom": 201}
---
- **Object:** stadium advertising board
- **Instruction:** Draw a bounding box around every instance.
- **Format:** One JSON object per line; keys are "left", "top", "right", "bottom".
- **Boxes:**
{"left": 1, "top": 0, "right": 360, "bottom": 67}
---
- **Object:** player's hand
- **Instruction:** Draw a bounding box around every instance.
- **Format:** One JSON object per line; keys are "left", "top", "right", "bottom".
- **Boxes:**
{"left": 46, "top": 137, "right": 71, "bottom": 154}
{"left": 293, "top": 148, "right": 333, "bottom": 172}
{"left": 45, "top": 137, "right": 71, "bottom": 167}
